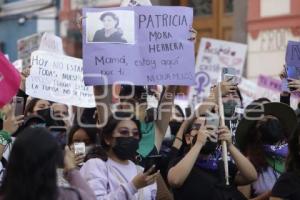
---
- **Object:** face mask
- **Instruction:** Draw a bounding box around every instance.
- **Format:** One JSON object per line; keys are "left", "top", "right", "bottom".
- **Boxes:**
{"left": 36, "top": 108, "right": 65, "bottom": 129}
{"left": 36, "top": 108, "right": 52, "bottom": 122}
{"left": 169, "top": 121, "right": 182, "bottom": 136}
{"left": 258, "top": 119, "right": 284, "bottom": 145}
{"left": 223, "top": 100, "right": 238, "bottom": 117}
{"left": 192, "top": 135, "right": 218, "bottom": 155}
{"left": 112, "top": 137, "right": 139, "bottom": 160}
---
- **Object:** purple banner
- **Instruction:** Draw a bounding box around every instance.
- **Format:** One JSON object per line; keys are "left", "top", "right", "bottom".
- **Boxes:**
{"left": 82, "top": 6, "right": 195, "bottom": 86}
{"left": 286, "top": 41, "right": 300, "bottom": 67}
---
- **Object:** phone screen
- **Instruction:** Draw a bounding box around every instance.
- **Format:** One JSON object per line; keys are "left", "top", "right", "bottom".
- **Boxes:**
{"left": 74, "top": 142, "right": 86, "bottom": 155}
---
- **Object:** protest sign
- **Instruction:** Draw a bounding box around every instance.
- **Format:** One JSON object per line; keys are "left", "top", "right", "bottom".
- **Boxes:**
{"left": 39, "top": 33, "right": 64, "bottom": 54}
{"left": 26, "top": 51, "right": 95, "bottom": 108}
{"left": 257, "top": 74, "right": 300, "bottom": 106}
{"left": 238, "top": 76, "right": 299, "bottom": 109}
{"left": 189, "top": 38, "right": 247, "bottom": 105}
{"left": 0, "top": 52, "right": 21, "bottom": 108}
{"left": 83, "top": 6, "right": 195, "bottom": 86}
{"left": 286, "top": 41, "right": 300, "bottom": 67}
{"left": 17, "top": 33, "right": 43, "bottom": 68}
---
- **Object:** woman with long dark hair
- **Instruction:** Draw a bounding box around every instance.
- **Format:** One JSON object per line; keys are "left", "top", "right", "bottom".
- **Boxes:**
{"left": 236, "top": 102, "right": 297, "bottom": 200}
{"left": 271, "top": 123, "right": 300, "bottom": 200}
{"left": 0, "top": 127, "right": 96, "bottom": 200}
{"left": 80, "top": 112, "right": 158, "bottom": 200}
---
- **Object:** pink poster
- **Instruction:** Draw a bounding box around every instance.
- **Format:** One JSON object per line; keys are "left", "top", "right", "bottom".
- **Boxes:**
{"left": 0, "top": 52, "right": 21, "bottom": 108}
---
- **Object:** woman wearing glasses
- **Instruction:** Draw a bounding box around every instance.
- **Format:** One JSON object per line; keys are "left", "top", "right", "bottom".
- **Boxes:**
{"left": 80, "top": 112, "right": 158, "bottom": 200}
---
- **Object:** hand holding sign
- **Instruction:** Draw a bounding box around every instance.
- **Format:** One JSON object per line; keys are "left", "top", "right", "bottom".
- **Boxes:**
{"left": 287, "top": 79, "right": 300, "bottom": 92}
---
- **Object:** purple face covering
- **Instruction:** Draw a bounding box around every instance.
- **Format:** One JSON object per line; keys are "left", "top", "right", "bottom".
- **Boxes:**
{"left": 264, "top": 143, "right": 288, "bottom": 158}
{"left": 195, "top": 149, "right": 222, "bottom": 171}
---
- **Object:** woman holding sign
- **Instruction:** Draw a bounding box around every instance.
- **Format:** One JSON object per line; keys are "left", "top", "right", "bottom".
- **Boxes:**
{"left": 92, "top": 12, "right": 127, "bottom": 43}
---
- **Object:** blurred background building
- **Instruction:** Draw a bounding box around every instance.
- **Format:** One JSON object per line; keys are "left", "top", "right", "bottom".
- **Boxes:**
{"left": 0, "top": 0, "right": 59, "bottom": 61}
{"left": 247, "top": 0, "right": 300, "bottom": 80}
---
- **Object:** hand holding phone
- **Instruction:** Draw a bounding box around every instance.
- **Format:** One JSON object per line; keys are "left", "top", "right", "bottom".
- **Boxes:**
{"left": 12, "top": 97, "right": 24, "bottom": 116}
{"left": 143, "top": 155, "right": 162, "bottom": 174}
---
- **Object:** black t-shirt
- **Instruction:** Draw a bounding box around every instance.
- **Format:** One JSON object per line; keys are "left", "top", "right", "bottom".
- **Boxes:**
{"left": 272, "top": 172, "right": 300, "bottom": 200}
{"left": 168, "top": 155, "right": 247, "bottom": 200}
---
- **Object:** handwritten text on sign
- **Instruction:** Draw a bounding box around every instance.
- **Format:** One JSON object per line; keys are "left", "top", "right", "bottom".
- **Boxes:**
{"left": 190, "top": 38, "right": 247, "bottom": 104}
{"left": 26, "top": 51, "right": 95, "bottom": 108}
{"left": 83, "top": 6, "right": 195, "bottom": 86}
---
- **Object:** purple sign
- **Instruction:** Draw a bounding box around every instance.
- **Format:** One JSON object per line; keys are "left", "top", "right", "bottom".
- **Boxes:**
{"left": 82, "top": 6, "right": 195, "bottom": 86}
{"left": 286, "top": 41, "right": 300, "bottom": 67}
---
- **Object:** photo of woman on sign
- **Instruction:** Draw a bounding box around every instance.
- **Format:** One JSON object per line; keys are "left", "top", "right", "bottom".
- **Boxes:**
{"left": 92, "top": 12, "right": 127, "bottom": 43}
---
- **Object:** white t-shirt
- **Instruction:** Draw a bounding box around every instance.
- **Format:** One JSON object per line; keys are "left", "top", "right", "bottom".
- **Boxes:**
{"left": 80, "top": 158, "right": 157, "bottom": 200}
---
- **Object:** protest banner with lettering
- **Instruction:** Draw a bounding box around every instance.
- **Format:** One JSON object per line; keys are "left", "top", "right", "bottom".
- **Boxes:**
{"left": 26, "top": 51, "right": 95, "bottom": 108}
{"left": 257, "top": 74, "right": 300, "bottom": 108}
{"left": 83, "top": 6, "right": 195, "bottom": 86}
{"left": 189, "top": 38, "right": 247, "bottom": 105}
{"left": 17, "top": 33, "right": 43, "bottom": 68}
{"left": 0, "top": 52, "right": 21, "bottom": 108}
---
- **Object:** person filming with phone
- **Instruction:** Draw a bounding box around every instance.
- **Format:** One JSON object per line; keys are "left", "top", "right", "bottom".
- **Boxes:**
{"left": 167, "top": 107, "right": 257, "bottom": 200}
{"left": 80, "top": 112, "right": 158, "bottom": 200}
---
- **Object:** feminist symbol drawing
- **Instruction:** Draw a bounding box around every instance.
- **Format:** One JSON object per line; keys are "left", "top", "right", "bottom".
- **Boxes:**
{"left": 195, "top": 72, "right": 210, "bottom": 94}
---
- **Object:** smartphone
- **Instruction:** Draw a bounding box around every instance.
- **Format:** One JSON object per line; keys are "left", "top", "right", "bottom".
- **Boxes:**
{"left": 222, "top": 67, "right": 240, "bottom": 85}
{"left": 74, "top": 142, "right": 85, "bottom": 155}
{"left": 143, "top": 155, "right": 162, "bottom": 174}
{"left": 205, "top": 112, "right": 220, "bottom": 130}
{"left": 12, "top": 97, "right": 24, "bottom": 116}
{"left": 224, "top": 74, "right": 240, "bottom": 85}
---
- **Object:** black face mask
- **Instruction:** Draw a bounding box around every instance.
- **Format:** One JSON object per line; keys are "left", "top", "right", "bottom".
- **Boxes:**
{"left": 259, "top": 119, "right": 284, "bottom": 145}
{"left": 169, "top": 121, "right": 182, "bottom": 136}
{"left": 192, "top": 136, "right": 218, "bottom": 155}
{"left": 36, "top": 108, "right": 65, "bottom": 129}
{"left": 201, "top": 140, "right": 218, "bottom": 155}
{"left": 223, "top": 100, "right": 238, "bottom": 117}
{"left": 36, "top": 108, "right": 52, "bottom": 122}
{"left": 112, "top": 137, "right": 139, "bottom": 160}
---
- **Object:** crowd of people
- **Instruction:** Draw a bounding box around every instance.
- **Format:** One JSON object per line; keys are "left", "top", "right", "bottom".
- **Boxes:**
{"left": 0, "top": 13, "right": 300, "bottom": 200}
{"left": 1, "top": 72, "right": 300, "bottom": 200}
